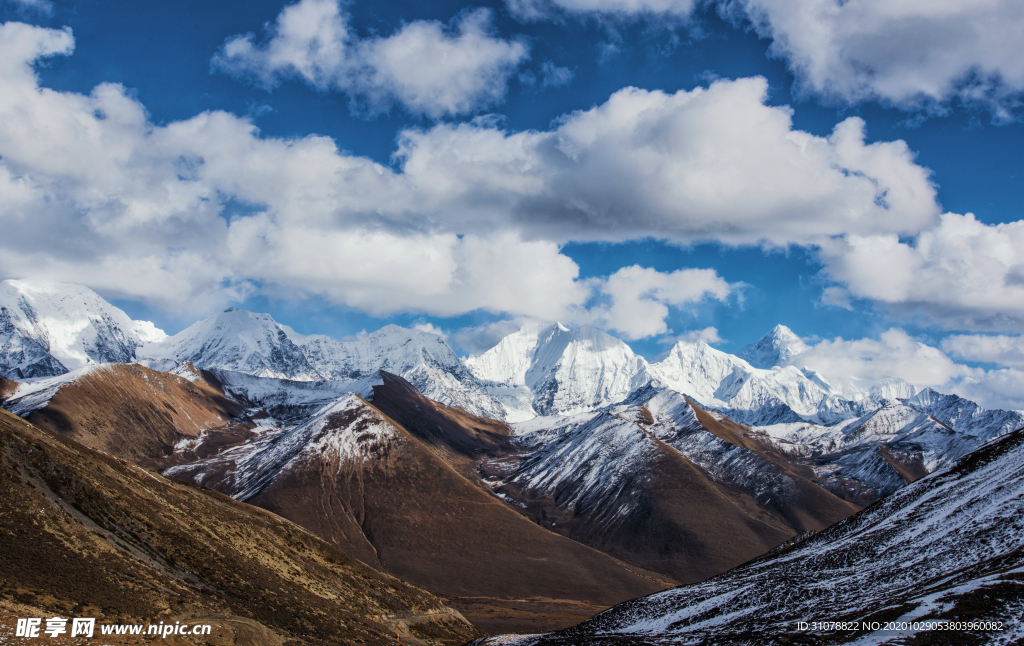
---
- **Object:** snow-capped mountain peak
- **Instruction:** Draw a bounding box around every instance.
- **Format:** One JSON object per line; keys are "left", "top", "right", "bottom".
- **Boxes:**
{"left": 466, "top": 322, "right": 654, "bottom": 418}
{"left": 140, "top": 307, "right": 322, "bottom": 381}
{"left": 736, "top": 324, "right": 809, "bottom": 369}
{"left": 0, "top": 279, "right": 166, "bottom": 379}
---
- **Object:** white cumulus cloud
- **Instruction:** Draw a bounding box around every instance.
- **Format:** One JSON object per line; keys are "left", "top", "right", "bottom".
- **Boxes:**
{"left": 595, "top": 265, "right": 736, "bottom": 339}
{"left": 820, "top": 213, "right": 1024, "bottom": 331}
{"left": 942, "top": 334, "right": 1024, "bottom": 369}
{"left": 947, "top": 367, "right": 1024, "bottom": 411}
{"left": 660, "top": 326, "right": 724, "bottom": 345}
{"left": 398, "top": 77, "right": 940, "bottom": 246}
{"left": 726, "top": 0, "right": 1024, "bottom": 120}
{"left": 791, "top": 328, "right": 963, "bottom": 396}
{"left": 212, "top": 0, "right": 529, "bottom": 118}
{"left": 785, "top": 328, "right": 1024, "bottom": 410}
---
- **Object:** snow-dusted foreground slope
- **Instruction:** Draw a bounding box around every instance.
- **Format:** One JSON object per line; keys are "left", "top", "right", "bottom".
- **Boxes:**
{"left": 480, "top": 426, "right": 1024, "bottom": 646}
{"left": 0, "top": 279, "right": 164, "bottom": 379}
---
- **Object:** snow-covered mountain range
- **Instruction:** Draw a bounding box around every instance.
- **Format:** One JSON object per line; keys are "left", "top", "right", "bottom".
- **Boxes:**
{"left": 0, "top": 279, "right": 165, "bottom": 379}
{"left": 5, "top": 279, "right": 1022, "bottom": 627}
{"left": 141, "top": 308, "right": 506, "bottom": 418}
{"left": 3, "top": 280, "right": 1022, "bottom": 499}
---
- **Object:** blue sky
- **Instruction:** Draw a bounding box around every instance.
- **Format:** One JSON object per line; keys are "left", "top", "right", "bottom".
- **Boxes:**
{"left": 2, "top": 0, "right": 1024, "bottom": 407}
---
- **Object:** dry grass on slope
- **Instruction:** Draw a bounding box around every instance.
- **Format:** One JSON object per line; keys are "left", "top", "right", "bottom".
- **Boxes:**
{"left": 19, "top": 363, "right": 251, "bottom": 467}
{"left": 0, "top": 408, "right": 480, "bottom": 646}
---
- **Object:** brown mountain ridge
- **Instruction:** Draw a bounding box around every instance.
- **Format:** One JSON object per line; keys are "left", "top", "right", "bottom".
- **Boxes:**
{"left": 0, "top": 407, "right": 479, "bottom": 646}
{"left": 168, "top": 375, "right": 671, "bottom": 635}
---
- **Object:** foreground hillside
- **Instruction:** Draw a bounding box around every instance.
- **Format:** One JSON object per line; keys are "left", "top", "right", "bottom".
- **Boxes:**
{"left": 2, "top": 363, "right": 250, "bottom": 466}
{"left": 168, "top": 373, "right": 670, "bottom": 634}
{"left": 477, "top": 427, "right": 1024, "bottom": 645}
{"left": 0, "top": 408, "right": 479, "bottom": 646}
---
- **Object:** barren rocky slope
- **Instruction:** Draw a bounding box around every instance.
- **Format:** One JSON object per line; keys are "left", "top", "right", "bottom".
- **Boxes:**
{"left": 2, "top": 363, "right": 251, "bottom": 467}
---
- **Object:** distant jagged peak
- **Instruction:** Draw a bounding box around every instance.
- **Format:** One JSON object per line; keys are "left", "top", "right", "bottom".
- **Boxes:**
{"left": 651, "top": 335, "right": 732, "bottom": 363}
{"left": 869, "top": 377, "right": 918, "bottom": 401}
{"left": 736, "top": 324, "right": 810, "bottom": 369}
{"left": 905, "top": 386, "right": 948, "bottom": 408}
{"left": 142, "top": 306, "right": 322, "bottom": 382}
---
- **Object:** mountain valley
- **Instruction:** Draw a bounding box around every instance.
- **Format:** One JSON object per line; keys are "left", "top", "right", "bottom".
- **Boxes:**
{"left": 2, "top": 279, "right": 1022, "bottom": 640}
{"left": 476, "top": 425, "right": 1024, "bottom": 645}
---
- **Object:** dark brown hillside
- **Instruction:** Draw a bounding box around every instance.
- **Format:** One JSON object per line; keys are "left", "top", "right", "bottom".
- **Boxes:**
{"left": 0, "top": 408, "right": 479, "bottom": 646}
{"left": 8, "top": 363, "right": 253, "bottom": 467}
{"left": 0, "top": 376, "right": 16, "bottom": 402}
{"left": 369, "top": 371, "right": 517, "bottom": 482}
{"left": 686, "top": 398, "right": 862, "bottom": 532}
{"left": 502, "top": 436, "right": 799, "bottom": 585}
{"left": 483, "top": 398, "right": 860, "bottom": 588}
{"left": 169, "top": 388, "right": 670, "bottom": 635}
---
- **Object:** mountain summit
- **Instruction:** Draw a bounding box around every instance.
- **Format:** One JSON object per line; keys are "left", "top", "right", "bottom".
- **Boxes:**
{"left": 0, "top": 279, "right": 165, "bottom": 379}
{"left": 736, "top": 324, "right": 809, "bottom": 369}
{"left": 465, "top": 323, "right": 653, "bottom": 419}
{"left": 140, "top": 307, "right": 323, "bottom": 381}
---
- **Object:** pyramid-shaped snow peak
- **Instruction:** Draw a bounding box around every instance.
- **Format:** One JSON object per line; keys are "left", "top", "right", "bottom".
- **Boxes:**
{"left": 736, "top": 324, "right": 809, "bottom": 369}
{"left": 466, "top": 323, "right": 654, "bottom": 418}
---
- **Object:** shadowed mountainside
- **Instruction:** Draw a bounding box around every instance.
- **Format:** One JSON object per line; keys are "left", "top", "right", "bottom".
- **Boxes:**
{"left": 0, "top": 408, "right": 480, "bottom": 646}
{"left": 167, "top": 374, "right": 671, "bottom": 635}
{"left": 479, "top": 390, "right": 860, "bottom": 585}
{"left": 476, "top": 426, "right": 1024, "bottom": 646}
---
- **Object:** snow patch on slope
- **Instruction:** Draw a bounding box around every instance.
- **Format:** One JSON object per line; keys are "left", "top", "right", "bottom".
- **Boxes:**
{"left": 165, "top": 393, "right": 400, "bottom": 501}
{"left": 3, "top": 365, "right": 104, "bottom": 416}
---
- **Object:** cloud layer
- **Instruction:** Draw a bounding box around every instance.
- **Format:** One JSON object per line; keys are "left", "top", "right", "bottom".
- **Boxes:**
{"left": 942, "top": 334, "right": 1024, "bottom": 369}
{"left": 820, "top": 213, "right": 1024, "bottom": 331}
{"left": 1, "top": 21, "right": 1021, "bottom": 347}
{"left": 784, "top": 328, "right": 1024, "bottom": 411}
{"left": 398, "top": 77, "right": 940, "bottom": 245}
{"left": 213, "top": 0, "right": 529, "bottom": 118}
{"left": 729, "top": 0, "right": 1024, "bottom": 120}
